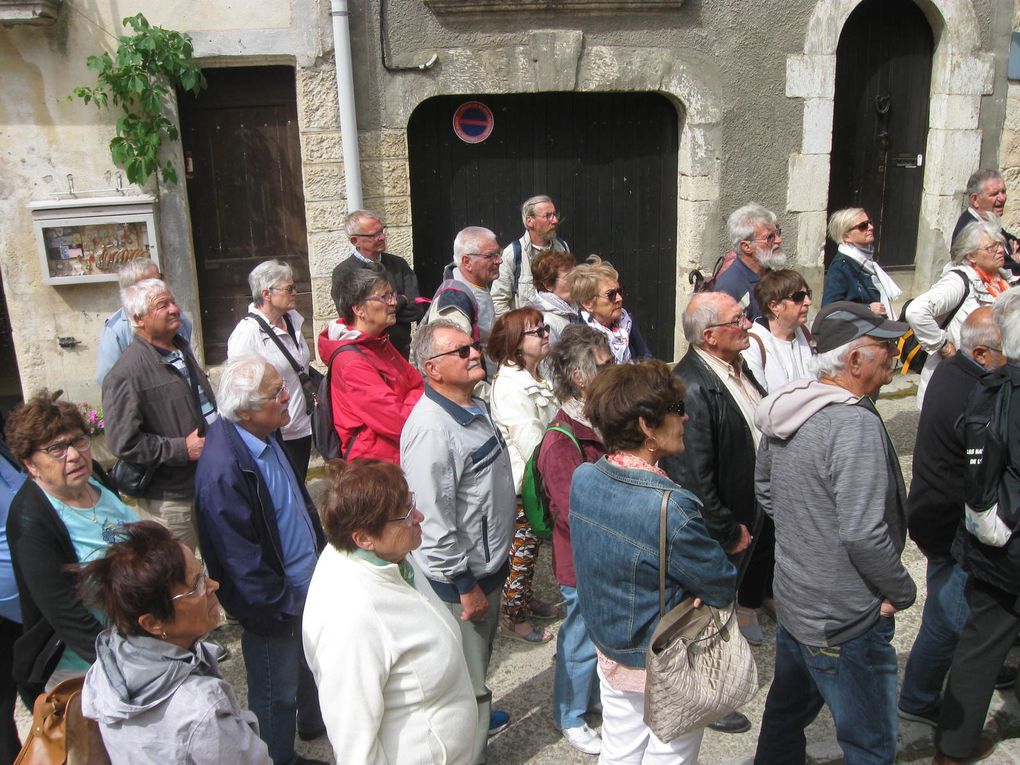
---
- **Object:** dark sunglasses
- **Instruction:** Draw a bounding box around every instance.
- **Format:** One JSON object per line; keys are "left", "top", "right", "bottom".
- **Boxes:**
{"left": 665, "top": 400, "right": 686, "bottom": 417}
{"left": 600, "top": 288, "right": 624, "bottom": 302}
{"left": 785, "top": 288, "right": 812, "bottom": 303}
{"left": 523, "top": 324, "right": 551, "bottom": 338}
{"left": 427, "top": 340, "right": 483, "bottom": 361}
{"left": 852, "top": 219, "right": 874, "bottom": 232}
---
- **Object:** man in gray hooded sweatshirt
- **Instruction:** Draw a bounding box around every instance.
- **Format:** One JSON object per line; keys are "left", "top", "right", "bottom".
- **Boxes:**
{"left": 752, "top": 301, "right": 917, "bottom": 765}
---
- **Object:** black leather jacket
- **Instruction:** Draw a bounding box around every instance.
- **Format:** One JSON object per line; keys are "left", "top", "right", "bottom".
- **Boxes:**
{"left": 661, "top": 348, "right": 765, "bottom": 550}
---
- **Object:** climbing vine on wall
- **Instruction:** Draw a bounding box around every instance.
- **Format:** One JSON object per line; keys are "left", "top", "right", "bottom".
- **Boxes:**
{"left": 73, "top": 13, "right": 206, "bottom": 185}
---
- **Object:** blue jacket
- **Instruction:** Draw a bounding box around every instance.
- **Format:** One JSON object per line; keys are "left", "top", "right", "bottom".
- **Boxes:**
{"left": 569, "top": 457, "right": 736, "bottom": 667}
{"left": 822, "top": 254, "right": 880, "bottom": 307}
{"left": 194, "top": 418, "right": 325, "bottom": 637}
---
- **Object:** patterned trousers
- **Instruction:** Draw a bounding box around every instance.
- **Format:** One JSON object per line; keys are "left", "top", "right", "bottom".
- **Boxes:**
{"left": 501, "top": 506, "right": 542, "bottom": 623}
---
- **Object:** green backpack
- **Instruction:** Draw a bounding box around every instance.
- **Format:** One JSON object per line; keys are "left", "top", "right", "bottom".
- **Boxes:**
{"left": 521, "top": 420, "right": 583, "bottom": 540}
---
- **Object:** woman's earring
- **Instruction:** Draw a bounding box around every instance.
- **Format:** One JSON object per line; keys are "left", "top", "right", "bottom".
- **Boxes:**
{"left": 645, "top": 437, "right": 660, "bottom": 453}
{"left": 160, "top": 632, "right": 167, "bottom": 640}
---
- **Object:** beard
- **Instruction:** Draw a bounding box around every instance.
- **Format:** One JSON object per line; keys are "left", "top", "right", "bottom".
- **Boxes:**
{"left": 757, "top": 245, "right": 787, "bottom": 270}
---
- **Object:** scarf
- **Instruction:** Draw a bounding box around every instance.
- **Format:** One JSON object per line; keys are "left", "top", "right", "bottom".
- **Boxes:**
{"left": 976, "top": 267, "right": 1010, "bottom": 298}
{"left": 582, "top": 308, "right": 633, "bottom": 364}
{"left": 838, "top": 243, "right": 902, "bottom": 317}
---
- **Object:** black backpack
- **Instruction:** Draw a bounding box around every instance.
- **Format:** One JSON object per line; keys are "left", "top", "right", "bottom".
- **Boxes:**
{"left": 311, "top": 344, "right": 365, "bottom": 460}
{"left": 896, "top": 269, "right": 969, "bottom": 375}
{"left": 688, "top": 251, "right": 737, "bottom": 293}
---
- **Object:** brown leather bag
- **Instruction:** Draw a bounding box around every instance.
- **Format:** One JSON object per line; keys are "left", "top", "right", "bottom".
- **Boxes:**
{"left": 14, "top": 676, "right": 110, "bottom": 765}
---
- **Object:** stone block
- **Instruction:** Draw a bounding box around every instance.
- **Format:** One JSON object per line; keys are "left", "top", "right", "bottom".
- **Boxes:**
{"left": 923, "top": 129, "right": 981, "bottom": 196}
{"left": 678, "top": 173, "right": 719, "bottom": 202}
{"left": 1004, "top": 84, "right": 1020, "bottom": 133}
{"left": 305, "top": 200, "right": 349, "bottom": 233}
{"left": 528, "top": 29, "right": 584, "bottom": 92}
{"left": 361, "top": 195, "right": 412, "bottom": 226}
{"left": 786, "top": 153, "right": 830, "bottom": 212}
{"left": 915, "top": 192, "right": 960, "bottom": 289}
{"left": 677, "top": 124, "right": 722, "bottom": 178}
{"left": 384, "top": 225, "right": 413, "bottom": 258}
{"left": 361, "top": 159, "right": 410, "bottom": 198}
{"left": 675, "top": 198, "right": 718, "bottom": 271}
{"left": 801, "top": 98, "right": 834, "bottom": 154}
{"left": 929, "top": 94, "right": 980, "bottom": 131}
{"left": 931, "top": 54, "right": 994, "bottom": 97}
{"left": 307, "top": 231, "right": 346, "bottom": 276}
{"left": 999, "top": 129, "right": 1020, "bottom": 173}
{"left": 296, "top": 63, "right": 339, "bottom": 130}
{"left": 311, "top": 276, "right": 336, "bottom": 325}
{"left": 302, "top": 163, "right": 346, "bottom": 202}
{"left": 301, "top": 131, "right": 343, "bottom": 163}
{"left": 785, "top": 55, "right": 836, "bottom": 99}
{"left": 359, "top": 130, "right": 408, "bottom": 160}
{"left": 794, "top": 211, "right": 827, "bottom": 268}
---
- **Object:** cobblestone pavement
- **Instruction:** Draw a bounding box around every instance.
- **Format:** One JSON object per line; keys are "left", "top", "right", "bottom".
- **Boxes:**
{"left": 18, "top": 377, "right": 1020, "bottom": 764}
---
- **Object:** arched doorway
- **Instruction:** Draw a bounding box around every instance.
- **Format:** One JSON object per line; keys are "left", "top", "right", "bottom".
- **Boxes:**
{"left": 407, "top": 92, "right": 680, "bottom": 360}
{"left": 826, "top": 0, "right": 934, "bottom": 268}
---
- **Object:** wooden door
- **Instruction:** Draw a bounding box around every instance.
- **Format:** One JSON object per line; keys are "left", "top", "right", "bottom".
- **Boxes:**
{"left": 178, "top": 66, "right": 311, "bottom": 363}
{"left": 827, "top": 0, "right": 933, "bottom": 268}
{"left": 408, "top": 92, "right": 679, "bottom": 360}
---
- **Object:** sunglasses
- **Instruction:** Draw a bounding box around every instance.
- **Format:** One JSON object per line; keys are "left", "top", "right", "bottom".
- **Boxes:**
{"left": 600, "top": 288, "right": 624, "bottom": 302}
{"left": 665, "top": 400, "right": 686, "bottom": 417}
{"left": 427, "top": 340, "right": 483, "bottom": 361}
{"left": 785, "top": 289, "right": 812, "bottom": 303}
{"left": 852, "top": 219, "right": 874, "bottom": 232}
{"left": 523, "top": 324, "right": 551, "bottom": 338}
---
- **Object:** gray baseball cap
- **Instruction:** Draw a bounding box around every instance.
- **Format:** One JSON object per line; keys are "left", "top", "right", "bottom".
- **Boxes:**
{"left": 811, "top": 301, "right": 909, "bottom": 354}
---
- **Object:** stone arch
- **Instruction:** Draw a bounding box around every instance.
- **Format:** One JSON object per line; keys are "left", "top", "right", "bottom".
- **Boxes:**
{"left": 386, "top": 34, "right": 724, "bottom": 358}
{"left": 785, "top": 0, "right": 993, "bottom": 291}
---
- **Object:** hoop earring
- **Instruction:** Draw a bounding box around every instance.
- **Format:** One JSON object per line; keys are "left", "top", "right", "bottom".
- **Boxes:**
{"left": 645, "top": 437, "right": 660, "bottom": 454}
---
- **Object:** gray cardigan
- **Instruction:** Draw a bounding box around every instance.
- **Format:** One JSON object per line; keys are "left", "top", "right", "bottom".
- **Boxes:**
{"left": 102, "top": 336, "right": 216, "bottom": 500}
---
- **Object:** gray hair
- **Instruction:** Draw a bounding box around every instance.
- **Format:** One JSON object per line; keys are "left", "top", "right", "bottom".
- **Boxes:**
{"left": 966, "top": 169, "right": 1003, "bottom": 200}
{"left": 410, "top": 319, "right": 467, "bottom": 375}
{"left": 959, "top": 308, "right": 1003, "bottom": 356}
{"left": 727, "top": 203, "right": 777, "bottom": 249}
{"left": 335, "top": 262, "right": 388, "bottom": 324}
{"left": 548, "top": 324, "right": 612, "bottom": 402}
{"left": 827, "top": 207, "right": 867, "bottom": 244}
{"left": 217, "top": 355, "right": 273, "bottom": 423}
{"left": 117, "top": 257, "right": 159, "bottom": 289}
{"left": 952, "top": 217, "right": 1005, "bottom": 265}
{"left": 248, "top": 259, "right": 294, "bottom": 307}
{"left": 993, "top": 287, "right": 1020, "bottom": 362}
{"left": 121, "top": 278, "right": 170, "bottom": 328}
{"left": 808, "top": 339, "right": 856, "bottom": 378}
{"left": 453, "top": 226, "right": 498, "bottom": 263}
{"left": 682, "top": 292, "right": 727, "bottom": 345}
{"left": 521, "top": 195, "right": 553, "bottom": 224}
{"left": 345, "top": 209, "right": 384, "bottom": 237}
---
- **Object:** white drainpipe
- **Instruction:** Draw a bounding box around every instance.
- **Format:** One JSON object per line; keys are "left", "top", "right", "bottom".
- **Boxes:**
{"left": 330, "top": 0, "right": 363, "bottom": 210}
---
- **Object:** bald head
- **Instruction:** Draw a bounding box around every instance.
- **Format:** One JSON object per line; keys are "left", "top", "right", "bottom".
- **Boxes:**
{"left": 960, "top": 306, "right": 1006, "bottom": 370}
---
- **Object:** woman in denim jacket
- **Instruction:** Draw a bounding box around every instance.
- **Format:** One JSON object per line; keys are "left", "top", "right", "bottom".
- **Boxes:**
{"left": 570, "top": 360, "right": 737, "bottom": 764}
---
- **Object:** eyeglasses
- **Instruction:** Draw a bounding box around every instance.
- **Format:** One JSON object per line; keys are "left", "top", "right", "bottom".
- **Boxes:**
{"left": 785, "top": 289, "right": 812, "bottom": 303}
{"left": 855, "top": 339, "right": 897, "bottom": 354}
{"left": 36, "top": 434, "right": 91, "bottom": 460}
{"left": 171, "top": 565, "right": 210, "bottom": 602}
{"left": 263, "top": 380, "right": 289, "bottom": 402}
{"left": 665, "top": 400, "right": 686, "bottom": 417}
{"left": 979, "top": 242, "right": 1005, "bottom": 254}
{"left": 599, "top": 288, "right": 624, "bottom": 302}
{"left": 746, "top": 226, "right": 782, "bottom": 244}
{"left": 353, "top": 228, "right": 386, "bottom": 240}
{"left": 523, "top": 324, "right": 551, "bottom": 338}
{"left": 706, "top": 315, "right": 749, "bottom": 330}
{"left": 270, "top": 285, "right": 298, "bottom": 294}
{"left": 426, "top": 340, "right": 483, "bottom": 361}
{"left": 852, "top": 219, "right": 874, "bottom": 232}
{"left": 364, "top": 291, "right": 398, "bottom": 305}
{"left": 387, "top": 493, "right": 417, "bottom": 525}
{"left": 531, "top": 211, "right": 561, "bottom": 221}
{"left": 469, "top": 251, "right": 501, "bottom": 261}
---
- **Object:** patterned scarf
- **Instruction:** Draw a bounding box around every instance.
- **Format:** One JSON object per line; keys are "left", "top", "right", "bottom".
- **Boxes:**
{"left": 582, "top": 308, "right": 633, "bottom": 364}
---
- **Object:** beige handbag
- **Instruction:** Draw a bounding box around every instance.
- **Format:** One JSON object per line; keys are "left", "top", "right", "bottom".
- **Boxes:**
{"left": 15, "top": 676, "right": 110, "bottom": 765}
{"left": 643, "top": 490, "right": 758, "bottom": 742}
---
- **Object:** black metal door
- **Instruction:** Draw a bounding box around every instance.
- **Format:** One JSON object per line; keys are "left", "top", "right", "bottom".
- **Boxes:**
{"left": 408, "top": 92, "right": 679, "bottom": 359}
{"left": 827, "top": 0, "right": 933, "bottom": 268}
{"left": 178, "top": 66, "right": 312, "bottom": 364}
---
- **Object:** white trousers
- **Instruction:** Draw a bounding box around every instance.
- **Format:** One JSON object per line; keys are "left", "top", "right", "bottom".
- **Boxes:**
{"left": 597, "top": 664, "right": 704, "bottom": 764}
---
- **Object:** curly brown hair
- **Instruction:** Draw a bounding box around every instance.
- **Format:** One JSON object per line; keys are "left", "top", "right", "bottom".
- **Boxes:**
{"left": 584, "top": 360, "right": 687, "bottom": 452}
{"left": 531, "top": 250, "right": 576, "bottom": 293}
{"left": 4, "top": 389, "right": 86, "bottom": 462}
{"left": 320, "top": 459, "right": 409, "bottom": 552}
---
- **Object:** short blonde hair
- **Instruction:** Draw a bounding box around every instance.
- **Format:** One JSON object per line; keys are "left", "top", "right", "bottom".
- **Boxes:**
{"left": 827, "top": 207, "right": 867, "bottom": 244}
{"left": 566, "top": 256, "right": 619, "bottom": 307}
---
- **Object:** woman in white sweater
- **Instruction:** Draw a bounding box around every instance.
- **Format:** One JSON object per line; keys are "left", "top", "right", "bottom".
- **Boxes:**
{"left": 302, "top": 460, "right": 476, "bottom": 765}
{"left": 488, "top": 307, "right": 561, "bottom": 643}
{"left": 742, "top": 268, "right": 816, "bottom": 393}
{"left": 905, "top": 217, "right": 1015, "bottom": 407}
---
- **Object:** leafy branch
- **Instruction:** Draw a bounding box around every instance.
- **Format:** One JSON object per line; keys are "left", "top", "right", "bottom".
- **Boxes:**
{"left": 73, "top": 13, "right": 206, "bottom": 185}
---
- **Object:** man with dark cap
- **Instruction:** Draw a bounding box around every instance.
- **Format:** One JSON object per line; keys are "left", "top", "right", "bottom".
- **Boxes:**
{"left": 752, "top": 302, "right": 917, "bottom": 765}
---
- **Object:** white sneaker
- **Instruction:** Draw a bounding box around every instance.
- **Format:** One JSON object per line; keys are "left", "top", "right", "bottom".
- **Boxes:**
{"left": 562, "top": 723, "right": 602, "bottom": 755}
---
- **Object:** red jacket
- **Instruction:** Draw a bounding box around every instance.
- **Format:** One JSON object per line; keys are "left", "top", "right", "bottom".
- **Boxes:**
{"left": 317, "top": 322, "right": 424, "bottom": 464}
{"left": 536, "top": 410, "right": 607, "bottom": 587}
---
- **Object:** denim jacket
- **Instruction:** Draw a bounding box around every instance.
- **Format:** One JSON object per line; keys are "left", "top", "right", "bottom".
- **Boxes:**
{"left": 569, "top": 457, "right": 736, "bottom": 668}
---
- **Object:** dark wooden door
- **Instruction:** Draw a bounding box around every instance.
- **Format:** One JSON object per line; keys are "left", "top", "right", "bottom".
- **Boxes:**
{"left": 827, "top": 0, "right": 933, "bottom": 268}
{"left": 178, "top": 66, "right": 311, "bottom": 363}
{"left": 408, "top": 92, "right": 679, "bottom": 360}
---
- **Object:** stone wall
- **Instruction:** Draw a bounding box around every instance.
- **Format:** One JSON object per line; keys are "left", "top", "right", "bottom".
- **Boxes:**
{"left": 1000, "top": 13, "right": 1020, "bottom": 237}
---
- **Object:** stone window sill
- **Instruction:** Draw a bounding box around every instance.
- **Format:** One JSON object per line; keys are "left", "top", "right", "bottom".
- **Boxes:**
{"left": 424, "top": 0, "right": 683, "bottom": 13}
{"left": 0, "top": 0, "right": 62, "bottom": 25}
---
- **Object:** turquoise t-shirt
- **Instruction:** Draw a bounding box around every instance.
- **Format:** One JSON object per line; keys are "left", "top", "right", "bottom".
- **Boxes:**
{"left": 43, "top": 477, "right": 138, "bottom": 674}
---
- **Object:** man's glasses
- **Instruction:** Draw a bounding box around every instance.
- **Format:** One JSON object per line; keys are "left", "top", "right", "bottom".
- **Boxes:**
{"left": 426, "top": 340, "right": 483, "bottom": 361}
{"left": 747, "top": 226, "right": 781, "bottom": 244}
{"left": 264, "top": 381, "right": 289, "bottom": 403}
{"left": 353, "top": 228, "right": 386, "bottom": 240}
{"left": 600, "top": 288, "right": 624, "bottom": 302}
{"left": 852, "top": 219, "right": 874, "bottom": 232}
{"left": 469, "top": 251, "right": 501, "bottom": 261}
{"left": 388, "top": 493, "right": 417, "bottom": 525}
{"left": 270, "top": 285, "right": 298, "bottom": 294}
{"left": 706, "top": 316, "right": 748, "bottom": 330}
{"left": 785, "top": 289, "right": 812, "bottom": 303}
{"left": 531, "top": 211, "right": 561, "bottom": 221}
{"left": 172, "top": 565, "right": 210, "bottom": 601}
{"left": 523, "top": 324, "right": 551, "bottom": 338}
{"left": 36, "top": 434, "right": 91, "bottom": 460}
{"left": 364, "top": 291, "right": 398, "bottom": 305}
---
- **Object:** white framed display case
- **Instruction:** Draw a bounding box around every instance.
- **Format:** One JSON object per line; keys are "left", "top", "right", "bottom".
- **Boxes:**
{"left": 28, "top": 195, "right": 159, "bottom": 286}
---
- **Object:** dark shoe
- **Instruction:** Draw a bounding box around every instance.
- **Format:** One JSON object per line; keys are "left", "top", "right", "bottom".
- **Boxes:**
{"left": 297, "top": 722, "right": 327, "bottom": 741}
{"left": 708, "top": 711, "right": 751, "bottom": 734}
{"left": 488, "top": 710, "right": 511, "bottom": 736}
{"left": 500, "top": 617, "right": 552, "bottom": 643}
{"left": 529, "top": 599, "right": 564, "bottom": 621}
{"left": 933, "top": 733, "right": 997, "bottom": 763}
{"left": 899, "top": 705, "right": 939, "bottom": 728}
{"left": 994, "top": 664, "right": 1017, "bottom": 690}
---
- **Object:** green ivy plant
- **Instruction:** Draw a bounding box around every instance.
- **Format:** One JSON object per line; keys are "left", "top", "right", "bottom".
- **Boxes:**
{"left": 73, "top": 13, "right": 206, "bottom": 185}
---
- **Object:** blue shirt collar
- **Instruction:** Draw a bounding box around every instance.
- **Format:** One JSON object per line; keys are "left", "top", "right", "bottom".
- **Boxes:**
{"left": 233, "top": 421, "right": 271, "bottom": 459}
{"left": 424, "top": 384, "right": 486, "bottom": 426}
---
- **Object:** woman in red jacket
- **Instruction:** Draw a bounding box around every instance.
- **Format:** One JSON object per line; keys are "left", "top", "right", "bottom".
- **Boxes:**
{"left": 317, "top": 264, "right": 424, "bottom": 464}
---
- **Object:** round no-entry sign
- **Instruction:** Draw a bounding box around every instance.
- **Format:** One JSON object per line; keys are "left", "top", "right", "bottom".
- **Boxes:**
{"left": 452, "top": 101, "right": 494, "bottom": 144}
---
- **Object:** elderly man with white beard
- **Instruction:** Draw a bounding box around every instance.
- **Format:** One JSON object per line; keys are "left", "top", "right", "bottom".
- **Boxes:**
{"left": 715, "top": 203, "right": 787, "bottom": 321}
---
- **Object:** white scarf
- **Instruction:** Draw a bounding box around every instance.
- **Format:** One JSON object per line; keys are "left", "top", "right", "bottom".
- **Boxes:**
{"left": 838, "top": 243, "right": 902, "bottom": 317}
{"left": 582, "top": 308, "right": 633, "bottom": 364}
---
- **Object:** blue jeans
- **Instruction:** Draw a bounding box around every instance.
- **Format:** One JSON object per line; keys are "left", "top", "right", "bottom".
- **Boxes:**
{"left": 898, "top": 557, "right": 970, "bottom": 715}
{"left": 553, "top": 585, "right": 599, "bottom": 729}
{"left": 241, "top": 622, "right": 322, "bottom": 765}
{"left": 754, "top": 619, "right": 898, "bottom": 765}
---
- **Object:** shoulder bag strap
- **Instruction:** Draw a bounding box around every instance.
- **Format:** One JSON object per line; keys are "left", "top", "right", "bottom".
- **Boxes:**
{"left": 938, "top": 270, "right": 971, "bottom": 330}
{"left": 247, "top": 312, "right": 306, "bottom": 379}
{"left": 178, "top": 344, "right": 210, "bottom": 436}
{"left": 658, "top": 489, "right": 671, "bottom": 619}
